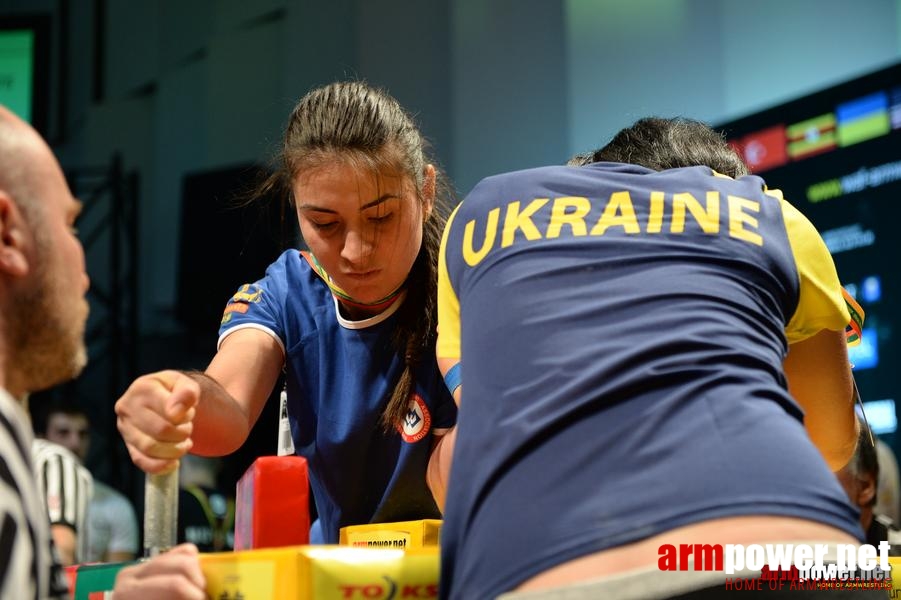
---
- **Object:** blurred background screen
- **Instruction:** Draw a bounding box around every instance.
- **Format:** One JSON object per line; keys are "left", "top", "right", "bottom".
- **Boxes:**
{"left": 0, "top": 15, "right": 49, "bottom": 134}
{"left": 718, "top": 61, "right": 900, "bottom": 443}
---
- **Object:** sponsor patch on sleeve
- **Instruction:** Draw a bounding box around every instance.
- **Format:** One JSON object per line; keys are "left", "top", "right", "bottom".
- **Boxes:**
{"left": 842, "top": 287, "right": 865, "bottom": 346}
{"left": 221, "top": 284, "right": 263, "bottom": 325}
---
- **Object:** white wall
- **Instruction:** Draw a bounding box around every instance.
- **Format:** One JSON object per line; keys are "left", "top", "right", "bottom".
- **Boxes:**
{"left": 450, "top": 0, "right": 569, "bottom": 193}
{"left": 719, "top": 0, "right": 901, "bottom": 120}
{"left": 565, "top": 0, "right": 901, "bottom": 159}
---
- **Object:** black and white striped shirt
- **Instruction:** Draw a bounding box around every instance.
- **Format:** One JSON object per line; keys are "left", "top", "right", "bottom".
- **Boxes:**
{"left": 0, "top": 389, "right": 68, "bottom": 599}
{"left": 31, "top": 439, "right": 93, "bottom": 563}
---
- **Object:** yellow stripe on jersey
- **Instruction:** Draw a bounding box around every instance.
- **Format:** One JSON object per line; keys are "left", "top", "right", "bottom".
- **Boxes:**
{"left": 437, "top": 204, "right": 463, "bottom": 360}
{"left": 779, "top": 194, "right": 850, "bottom": 344}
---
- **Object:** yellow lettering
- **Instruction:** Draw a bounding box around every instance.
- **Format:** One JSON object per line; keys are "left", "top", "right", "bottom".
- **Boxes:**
{"left": 590, "top": 191, "right": 640, "bottom": 235}
{"left": 462, "top": 190, "right": 763, "bottom": 265}
{"left": 463, "top": 207, "right": 500, "bottom": 266}
{"left": 728, "top": 195, "right": 763, "bottom": 246}
{"left": 546, "top": 196, "right": 590, "bottom": 238}
{"left": 647, "top": 191, "right": 664, "bottom": 233}
{"left": 671, "top": 192, "right": 720, "bottom": 234}
{"left": 502, "top": 199, "right": 548, "bottom": 247}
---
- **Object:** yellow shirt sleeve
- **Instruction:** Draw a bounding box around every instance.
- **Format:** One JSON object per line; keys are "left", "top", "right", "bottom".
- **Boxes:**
{"left": 776, "top": 190, "right": 850, "bottom": 344}
{"left": 436, "top": 204, "right": 463, "bottom": 360}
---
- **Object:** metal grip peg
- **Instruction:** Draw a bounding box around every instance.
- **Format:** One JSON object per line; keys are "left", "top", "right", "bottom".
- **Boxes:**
{"left": 143, "top": 466, "right": 179, "bottom": 557}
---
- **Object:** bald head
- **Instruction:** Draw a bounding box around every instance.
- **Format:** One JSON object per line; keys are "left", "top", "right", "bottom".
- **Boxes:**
{"left": 0, "top": 104, "right": 90, "bottom": 399}
{"left": 0, "top": 105, "right": 55, "bottom": 226}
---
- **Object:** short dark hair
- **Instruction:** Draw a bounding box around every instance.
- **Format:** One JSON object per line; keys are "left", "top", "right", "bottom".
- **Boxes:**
{"left": 569, "top": 117, "right": 750, "bottom": 178}
{"left": 29, "top": 395, "right": 88, "bottom": 436}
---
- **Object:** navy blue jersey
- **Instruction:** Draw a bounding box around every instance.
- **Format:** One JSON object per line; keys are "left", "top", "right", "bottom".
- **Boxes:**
{"left": 220, "top": 250, "right": 456, "bottom": 543}
{"left": 436, "top": 163, "right": 861, "bottom": 598}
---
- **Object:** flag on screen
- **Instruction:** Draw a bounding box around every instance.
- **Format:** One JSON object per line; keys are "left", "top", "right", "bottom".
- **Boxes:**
{"left": 737, "top": 125, "right": 787, "bottom": 172}
{"left": 787, "top": 113, "right": 836, "bottom": 159}
{"left": 837, "top": 91, "right": 890, "bottom": 147}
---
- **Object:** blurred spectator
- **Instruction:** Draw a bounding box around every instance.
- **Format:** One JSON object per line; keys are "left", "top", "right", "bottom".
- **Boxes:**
{"left": 836, "top": 416, "right": 901, "bottom": 552}
{"left": 37, "top": 400, "right": 139, "bottom": 562}
{"left": 178, "top": 454, "right": 235, "bottom": 552}
{"left": 874, "top": 437, "right": 901, "bottom": 523}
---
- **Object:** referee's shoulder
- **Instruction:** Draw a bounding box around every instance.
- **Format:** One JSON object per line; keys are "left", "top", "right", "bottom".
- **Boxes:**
{"left": 31, "top": 438, "right": 93, "bottom": 485}
{"left": 31, "top": 438, "right": 82, "bottom": 464}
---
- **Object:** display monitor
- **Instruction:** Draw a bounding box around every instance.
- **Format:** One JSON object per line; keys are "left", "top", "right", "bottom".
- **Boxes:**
{"left": 717, "top": 61, "right": 900, "bottom": 439}
{"left": 0, "top": 15, "right": 50, "bottom": 134}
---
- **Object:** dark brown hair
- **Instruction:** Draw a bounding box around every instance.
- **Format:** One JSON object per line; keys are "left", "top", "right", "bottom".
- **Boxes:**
{"left": 569, "top": 117, "right": 750, "bottom": 177}
{"left": 260, "top": 81, "right": 453, "bottom": 430}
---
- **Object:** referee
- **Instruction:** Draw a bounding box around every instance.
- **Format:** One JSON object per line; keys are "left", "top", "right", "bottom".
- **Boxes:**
{"left": 0, "top": 104, "right": 205, "bottom": 598}
{"left": 31, "top": 438, "right": 93, "bottom": 566}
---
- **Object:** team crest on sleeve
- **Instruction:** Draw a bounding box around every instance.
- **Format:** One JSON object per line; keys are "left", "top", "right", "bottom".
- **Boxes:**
{"left": 221, "top": 284, "right": 263, "bottom": 325}
{"left": 230, "top": 284, "right": 264, "bottom": 304}
{"left": 398, "top": 394, "right": 431, "bottom": 443}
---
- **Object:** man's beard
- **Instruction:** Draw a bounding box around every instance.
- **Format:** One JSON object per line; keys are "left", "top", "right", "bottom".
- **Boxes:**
{"left": 11, "top": 262, "right": 88, "bottom": 393}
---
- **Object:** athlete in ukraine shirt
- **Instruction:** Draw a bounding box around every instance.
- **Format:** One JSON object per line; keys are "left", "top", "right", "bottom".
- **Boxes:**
{"left": 436, "top": 163, "right": 863, "bottom": 598}
{"left": 219, "top": 250, "right": 456, "bottom": 543}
